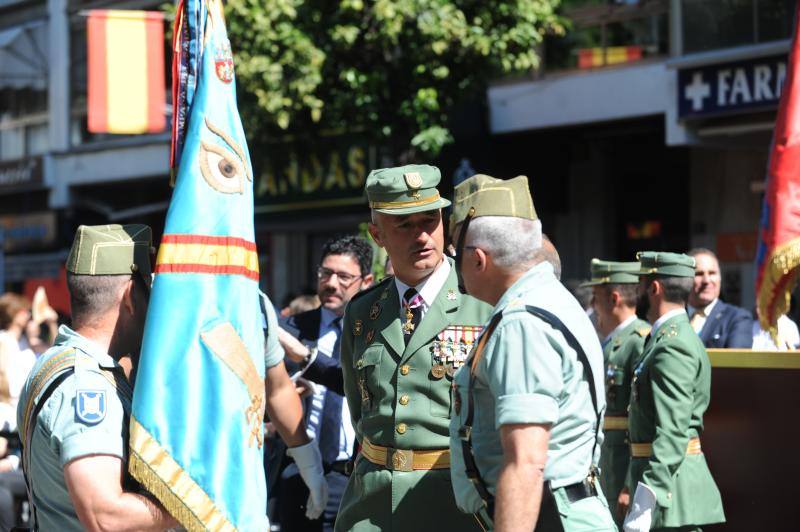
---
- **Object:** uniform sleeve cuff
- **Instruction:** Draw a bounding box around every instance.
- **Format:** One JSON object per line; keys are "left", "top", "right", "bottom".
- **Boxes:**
{"left": 60, "top": 431, "right": 124, "bottom": 466}
{"left": 496, "top": 393, "right": 558, "bottom": 428}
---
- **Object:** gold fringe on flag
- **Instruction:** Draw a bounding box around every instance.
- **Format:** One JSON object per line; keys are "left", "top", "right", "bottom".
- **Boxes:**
{"left": 129, "top": 417, "right": 236, "bottom": 531}
{"left": 757, "top": 237, "right": 800, "bottom": 342}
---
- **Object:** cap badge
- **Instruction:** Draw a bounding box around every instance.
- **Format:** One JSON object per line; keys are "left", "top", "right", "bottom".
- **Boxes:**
{"left": 404, "top": 171, "right": 423, "bottom": 189}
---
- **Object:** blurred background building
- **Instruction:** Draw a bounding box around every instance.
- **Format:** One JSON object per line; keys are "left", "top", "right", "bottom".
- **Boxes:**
{"left": 0, "top": 0, "right": 795, "bottom": 313}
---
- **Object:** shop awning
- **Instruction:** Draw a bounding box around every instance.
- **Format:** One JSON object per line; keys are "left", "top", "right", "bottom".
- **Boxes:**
{"left": 0, "top": 20, "right": 48, "bottom": 90}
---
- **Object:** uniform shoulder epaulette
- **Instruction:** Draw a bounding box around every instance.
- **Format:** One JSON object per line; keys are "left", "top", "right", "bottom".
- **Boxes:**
{"left": 635, "top": 326, "right": 651, "bottom": 337}
{"left": 349, "top": 275, "right": 393, "bottom": 306}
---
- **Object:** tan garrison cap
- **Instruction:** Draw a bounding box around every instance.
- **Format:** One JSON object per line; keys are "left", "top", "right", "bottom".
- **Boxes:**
{"left": 635, "top": 251, "right": 696, "bottom": 278}
{"left": 366, "top": 164, "right": 451, "bottom": 215}
{"left": 67, "top": 224, "right": 153, "bottom": 277}
{"left": 450, "top": 174, "right": 537, "bottom": 229}
{"left": 581, "top": 259, "right": 641, "bottom": 286}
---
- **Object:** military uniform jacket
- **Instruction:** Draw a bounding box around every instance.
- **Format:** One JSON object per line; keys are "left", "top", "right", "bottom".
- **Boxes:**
{"left": 16, "top": 325, "right": 134, "bottom": 532}
{"left": 337, "top": 258, "right": 492, "bottom": 531}
{"left": 599, "top": 317, "right": 649, "bottom": 507}
{"left": 627, "top": 312, "right": 725, "bottom": 528}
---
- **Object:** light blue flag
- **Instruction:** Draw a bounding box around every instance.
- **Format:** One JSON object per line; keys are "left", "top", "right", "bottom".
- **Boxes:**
{"left": 129, "top": 0, "right": 267, "bottom": 529}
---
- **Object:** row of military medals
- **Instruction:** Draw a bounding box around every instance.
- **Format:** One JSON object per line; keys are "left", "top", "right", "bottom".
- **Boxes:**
{"left": 430, "top": 326, "right": 480, "bottom": 379}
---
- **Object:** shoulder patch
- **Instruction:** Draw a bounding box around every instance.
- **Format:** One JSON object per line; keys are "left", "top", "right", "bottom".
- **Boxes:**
{"left": 76, "top": 390, "right": 107, "bottom": 424}
{"left": 635, "top": 326, "right": 651, "bottom": 337}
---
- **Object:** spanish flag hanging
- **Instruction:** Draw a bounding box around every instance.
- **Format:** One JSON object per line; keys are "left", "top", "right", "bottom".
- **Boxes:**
{"left": 87, "top": 10, "right": 166, "bottom": 134}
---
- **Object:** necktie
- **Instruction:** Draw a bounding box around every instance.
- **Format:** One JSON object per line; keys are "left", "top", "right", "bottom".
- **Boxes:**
{"left": 318, "top": 317, "right": 343, "bottom": 464}
{"left": 690, "top": 309, "right": 705, "bottom": 333}
{"left": 403, "top": 288, "right": 424, "bottom": 345}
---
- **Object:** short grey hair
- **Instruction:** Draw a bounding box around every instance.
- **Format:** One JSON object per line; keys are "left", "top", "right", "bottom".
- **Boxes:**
{"left": 67, "top": 273, "right": 131, "bottom": 323}
{"left": 465, "top": 216, "right": 543, "bottom": 271}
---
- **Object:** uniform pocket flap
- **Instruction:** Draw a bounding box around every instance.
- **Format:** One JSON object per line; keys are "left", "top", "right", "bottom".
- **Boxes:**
{"left": 354, "top": 345, "right": 383, "bottom": 369}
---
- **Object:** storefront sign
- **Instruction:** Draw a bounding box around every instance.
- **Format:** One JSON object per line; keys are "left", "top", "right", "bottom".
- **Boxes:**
{"left": 0, "top": 211, "right": 57, "bottom": 252}
{"left": 0, "top": 156, "right": 43, "bottom": 193}
{"left": 254, "top": 141, "right": 374, "bottom": 213}
{"left": 678, "top": 54, "right": 786, "bottom": 119}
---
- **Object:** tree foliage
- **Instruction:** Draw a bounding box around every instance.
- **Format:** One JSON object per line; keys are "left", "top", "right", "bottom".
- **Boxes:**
{"left": 226, "top": 0, "right": 563, "bottom": 158}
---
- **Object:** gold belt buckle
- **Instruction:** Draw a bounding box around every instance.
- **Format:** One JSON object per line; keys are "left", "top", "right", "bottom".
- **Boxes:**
{"left": 389, "top": 448, "right": 414, "bottom": 472}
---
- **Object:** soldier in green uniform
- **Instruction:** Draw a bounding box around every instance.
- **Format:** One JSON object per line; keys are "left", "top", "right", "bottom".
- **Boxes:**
{"left": 17, "top": 225, "right": 177, "bottom": 531}
{"left": 336, "top": 164, "right": 492, "bottom": 531}
{"left": 448, "top": 174, "right": 616, "bottom": 532}
{"left": 623, "top": 252, "right": 725, "bottom": 532}
{"left": 583, "top": 259, "right": 650, "bottom": 524}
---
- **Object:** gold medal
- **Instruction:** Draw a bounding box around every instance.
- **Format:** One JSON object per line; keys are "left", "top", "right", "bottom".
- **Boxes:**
{"left": 431, "top": 364, "right": 446, "bottom": 379}
{"left": 402, "top": 307, "right": 415, "bottom": 335}
{"left": 446, "top": 365, "right": 456, "bottom": 378}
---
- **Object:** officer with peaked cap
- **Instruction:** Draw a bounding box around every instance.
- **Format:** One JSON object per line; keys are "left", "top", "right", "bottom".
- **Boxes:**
{"left": 623, "top": 252, "right": 725, "bottom": 532}
{"left": 17, "top": 224, "right": 177, "bottom": 531}
{"left": 335, "top": 165, "right": 492, "bottom": 531}
{"left": 583, "top": 259, "right": 651, "bottom": 524}
{"left": 448, "top": 174, "right": 615, "bottom": 531}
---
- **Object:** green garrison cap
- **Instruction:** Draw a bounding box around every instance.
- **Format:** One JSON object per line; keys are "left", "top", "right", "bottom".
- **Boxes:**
{"left": 67, "top": 224, "right": 153, "bottom": 277}
{"left": 635, "top": 251, "right": 696, "bottom": 277}
{"left": 366, "top": 164, "right": 451, "bottom": 215}
{"left": 450, "top": 174, "right": 537, "bottom": 228}
{"left": 581, "top": 259, "right": 642, "bottom": 286}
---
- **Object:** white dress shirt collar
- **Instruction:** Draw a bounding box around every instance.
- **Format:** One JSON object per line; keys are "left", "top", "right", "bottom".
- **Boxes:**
{"left": 394, "top": 258, "right": 451, "bottom": 306}
{"left": 652, "top": 308, "right": 687, "bottom": 336}
{"left": 602, "top": 314, "right": 638, "bottom": 345}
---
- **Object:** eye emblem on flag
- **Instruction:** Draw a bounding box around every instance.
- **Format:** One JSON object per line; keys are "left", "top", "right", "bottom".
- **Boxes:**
{"left": 199, "top": 117, "right": 253, "bottom": 194}
{"left": 214, "top": 40, "right": 235, "bottom": 83}
{"left": 76, "top": 390, "right": 107, "bottom": 424}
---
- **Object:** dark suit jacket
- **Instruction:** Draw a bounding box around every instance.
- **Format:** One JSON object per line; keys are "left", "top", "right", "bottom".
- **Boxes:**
{"left": 698, "top": 300, "right": 753, "bottom": 349}
{"left": 279, "top": 308, "right": 345, "bottom": 395}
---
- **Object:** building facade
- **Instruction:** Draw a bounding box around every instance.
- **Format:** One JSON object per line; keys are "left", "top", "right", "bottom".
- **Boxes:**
{"left": 482, "top": 0, "right": 794, "bottom": 310}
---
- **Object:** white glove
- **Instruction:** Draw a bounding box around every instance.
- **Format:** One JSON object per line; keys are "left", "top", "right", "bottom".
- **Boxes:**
{"left": 286, "top": 440, "right": 329, "bottom": 520}
{"left": 623, "top": 482, "right": 657, "bottom": 532}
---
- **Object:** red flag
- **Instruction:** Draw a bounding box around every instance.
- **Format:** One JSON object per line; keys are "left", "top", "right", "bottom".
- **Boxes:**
{"left": 755, "top": 7, "right": 800, "bottom": 334}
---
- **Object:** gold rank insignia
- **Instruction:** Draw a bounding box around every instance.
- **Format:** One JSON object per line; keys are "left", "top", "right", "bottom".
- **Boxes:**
{"left": 366, "top": 330, "right": 375, "bottom": 344}
{"left": 370, "top": 303, "right": 381, "bottom": 320}
{"left": 354, "top": 320, "right": 363, "bottom": 336}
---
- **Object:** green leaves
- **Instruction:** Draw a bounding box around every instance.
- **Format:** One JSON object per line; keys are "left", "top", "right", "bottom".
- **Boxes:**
{"left": 225, "top": 0, "right": 562, "bottom": 158}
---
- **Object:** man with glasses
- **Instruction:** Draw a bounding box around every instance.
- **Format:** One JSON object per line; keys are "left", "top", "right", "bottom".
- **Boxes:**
{"left": 334, "top": 164, "right": 492, "bottom": 531}
{"left": 277, "top": 235, "right": 374, "bottom": 531}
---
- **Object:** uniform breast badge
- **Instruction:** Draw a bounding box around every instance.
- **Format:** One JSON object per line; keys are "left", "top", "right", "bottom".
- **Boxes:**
{"left": 370, "top": 302, "right": 382, "bottom": 320}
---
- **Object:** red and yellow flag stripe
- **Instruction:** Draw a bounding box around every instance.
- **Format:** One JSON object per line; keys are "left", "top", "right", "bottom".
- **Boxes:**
{"left": 155, "top": 234, "right": 260, "bottom": 281}
{"left": 87, "top": 10, "right": 166, "bottom": 134}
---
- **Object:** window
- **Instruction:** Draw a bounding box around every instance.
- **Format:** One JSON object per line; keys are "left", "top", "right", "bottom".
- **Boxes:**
{"left": 682, "top": 0, "right": 796, "bottom": 54}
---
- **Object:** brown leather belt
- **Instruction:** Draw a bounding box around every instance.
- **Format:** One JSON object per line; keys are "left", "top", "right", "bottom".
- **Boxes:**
{"left": 631, "top": 437, "right": 702, "bottom": 458}
{"left": 604, "top": 415, "right": 628, "bottom": 431}
{"left": 361, "top": 437, "right": 450, "bottom": 472}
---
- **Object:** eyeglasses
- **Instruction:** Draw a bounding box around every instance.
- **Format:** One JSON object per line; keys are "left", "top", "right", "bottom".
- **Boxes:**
{"left": 317, "top": 267, "right": 363, "bottom": 287}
